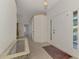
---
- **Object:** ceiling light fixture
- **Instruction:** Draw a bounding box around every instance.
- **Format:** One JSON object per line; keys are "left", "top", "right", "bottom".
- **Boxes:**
{"left": 44, "top": 0, "right": 48, "bottom": 9}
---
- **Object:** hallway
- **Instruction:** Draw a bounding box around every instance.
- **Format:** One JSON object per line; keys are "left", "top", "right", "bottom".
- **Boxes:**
{"left": 0, "top": 0, "right": 79, "bottom": 59}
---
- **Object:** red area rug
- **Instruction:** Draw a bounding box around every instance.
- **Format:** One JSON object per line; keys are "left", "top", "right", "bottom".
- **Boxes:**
{"left": 43, "top": 45, "right": 71, "bottom": 59}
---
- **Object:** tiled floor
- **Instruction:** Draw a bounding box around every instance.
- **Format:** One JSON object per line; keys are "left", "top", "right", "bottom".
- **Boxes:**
{"left": 26, "top": 39, "right": 77, "bottom": 59}
{"left": 1, "top": 37, "right": 77, "bottom": 59}
{"left": 28, "top": 40, "right": 53, "bottom": 59}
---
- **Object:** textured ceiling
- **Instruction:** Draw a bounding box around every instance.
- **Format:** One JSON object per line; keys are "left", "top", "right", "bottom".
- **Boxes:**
{"left": 15, "top": 0, "right": 59, "bottom": 24}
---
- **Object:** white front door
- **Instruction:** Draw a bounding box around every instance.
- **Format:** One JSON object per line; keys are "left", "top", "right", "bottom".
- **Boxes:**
{"left": 32, "top": 15, "right": 50, "bottom": 43}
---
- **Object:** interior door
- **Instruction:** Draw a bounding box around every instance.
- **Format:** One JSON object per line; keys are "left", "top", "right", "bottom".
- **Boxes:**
{"left": 53, "top": 12, "right": 70, "bottom": 47}
{"left": 52, "top": 11, "right": 74, "bottom": 54}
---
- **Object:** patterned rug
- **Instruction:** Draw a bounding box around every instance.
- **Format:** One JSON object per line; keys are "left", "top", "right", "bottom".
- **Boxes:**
{"left": 43, "top": 45, "right": 71, "bottom": 59}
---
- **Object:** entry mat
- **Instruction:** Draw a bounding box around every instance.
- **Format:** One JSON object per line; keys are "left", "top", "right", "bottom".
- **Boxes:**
{"left": 43, "top": 45, "right": 71, "bottom": 59}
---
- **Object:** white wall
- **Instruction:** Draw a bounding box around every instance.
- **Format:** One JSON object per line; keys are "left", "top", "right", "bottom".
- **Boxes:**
{"left": 0, "top": 0, "right": 17, "bottom": 55}
{"left": 48, "top": 0, "right": 79, "bottom": 58}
